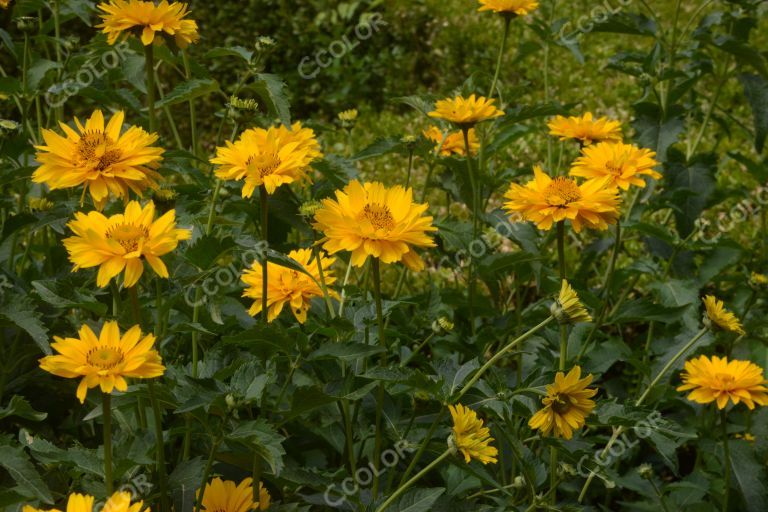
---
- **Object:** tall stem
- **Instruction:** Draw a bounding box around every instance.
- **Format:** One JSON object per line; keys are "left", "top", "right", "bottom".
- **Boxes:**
{"left": 260, "top": 186, "right": 269, "bottom": 323}
{"left": 102, "top": 392, "right": 113, "bottom": 494}
{"left": 556, "top": 221, "right": 567, "bottom": 371}
{"left": 181, "top": 50, "right": 199, "bottom": 158}
{"left": 376, "top": 449, "right": 452, "bottom": 512}
{"left": 371, "top": 258, "right": 386, "bottom": 498}
{"left": 148, "top": 381, "right": 169, "bottom": 512}
{"left": 455, "top": 315, "right": 555, "bottom": 403}
{"left": 463, "top": 127, "right": 478, "bottom": 336}
{"left": 144, "top": 44, "right": 156, "bottom": 133}
{"left": 194, "top": 439, "right": 220, "bottom": 512}
{"left": 721, "top": 410, "right": 730, "bottom": 512}
{"left": 489, "top": 15, "right": 512, "bottom": 100}
{"left": 579, "top": 327, "right": 709, "bottom": 502}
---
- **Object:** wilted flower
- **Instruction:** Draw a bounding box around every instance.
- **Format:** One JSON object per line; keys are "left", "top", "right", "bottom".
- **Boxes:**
{"left": 702, "top": 295, "right": 745, "bottom": 335}
{"left": 551, "top": 280, "right": 592, "bottom": 324}
{"left": 448, "top": 404, "right": 498, "bottom": 464}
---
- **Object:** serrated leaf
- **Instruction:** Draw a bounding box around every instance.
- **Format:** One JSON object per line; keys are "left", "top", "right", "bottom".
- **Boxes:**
{"left": 0, "top": 397, "right": 47, "bottom": 422}
{"left": 384, "top": 487, "right": 444, "bottom": 512}
{"left": 0, "top": 445, "right": 53, "bottom": 504}
{"left": 252, "top": 73, "right": 290, "bottom": 125}
{"left": 155, "top": 79, "right": 220, "bottom": 109}
{"left": 740, "top": 73, "right": 768, "bottom": 153}
{"left": 0, "top": 295, "right": 49, "bottom": 354}
{"left": 228, "top": 419, "right": 286, "bottom": 475}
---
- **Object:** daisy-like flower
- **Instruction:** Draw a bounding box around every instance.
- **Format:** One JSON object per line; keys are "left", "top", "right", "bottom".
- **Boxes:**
{"left": 750, "top": 272, "right": 768, "bottom": 287}
{"left": 242, "top": 248, "right": 337, "bottom": 323}
{"left": 423, "top": 125, "right": 479, "bottom": 157}
{"left": 702, "top": 295, "right": 745, "bottom": 335}
{"left": 63, "top": 200, "right": 191, "bottom": 288}
{"left": 337, "top": 109, "right": 358, "bottom": 123}
{"left": 211, "top": 123, "right": 322, "bottom": 197}
{"left": 39, "top": 322, "right": 164, "bottom": 403}
{"left": 551, "top": 280, "right": 592, "bottom": 324}
{"left": 477, "top": 0, "right": 539, "bottom": 16}
{"left": 428, "top": 94, "right": 504, "bottom": 128}
{"left": 97, "top": 0, "right": 199, "bottom": 48}
{"left": 448, "top": 404, "right": 498, "bottom": 464}
{"left": 24, "top": 492, "right": 147, "bottom": 512}
{"left": 570, "top": 141, "right": 660, "bottom": 190}
{"left": 547, "top": 112, "right": 622, "bottom": 146}
{"left": 677, "top": 355, "right": 768, "bottom": 410}
{"left": 313, "top": 180, "right": 437, "bottom": 271}
{"left": 529, "top": 366, "right": 597, "bottom": 439}
{"left": 503, "top": 166, "right": 620, "bottom": 232}
{"left": 33, "top": 110, "right": 163, "bottom": 210}
{"left": 199, "top": 477, "right": 271, "bottom": 512}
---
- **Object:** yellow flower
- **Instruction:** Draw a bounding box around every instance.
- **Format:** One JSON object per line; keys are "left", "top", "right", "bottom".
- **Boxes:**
{"left": 448, "top": 404, "right": 498, "bottom": 464}
{"left": 28, "top": 197, "right": 55, "bottom": 212}
{"left": 63, "top": 201, "right": 191, "bottom": 288}
{"left": 24, "top": 492, "right": 147, "bottom": 512}
{"left": 503, "top": 166, "right": 620, "bottom": 232}
{"left": 39, "top": 321, "right": 164, "bottom": 403}
{"left": 703, "top": 295, "right": 745, "bottom": 335}
{"left": 242, "top": 248, "right": 337, "bottom": 323}
{"left": 477, "top": 0, "right": 539, "bottom": 16}
{"left": 552, "top": 280, "right": 592, "bottom": 324}
{"left": 313, "top": 180, "right": 437, "bottom": 271}
{"left": 0, "top": 0, "right": 11, "bottom": 9}
{"left": 337, "top": 109, "right": 358, "bottom": 122}
{"left": 423, "top": 125, "right": 479, "bottom": 157}
{"left": 97, "top": 0, "right": 199, "bottom": 48}
{"left": 570, "top": 141, "right": 660, "bottom": 190}
{"left": 677, "top": 355, "right": 768, "bottom": 410}
{"left": 211, "top": 123, "right": 322, "bottom": 197}
{"left": 547, "top": 112, "right": 622, "bottom": 146}
{"left": 199, "top": 477, "right": 271, "bottom": 512}
{"left": 750, "top": 272, "right": 768, "bottom": 286}
{"left": 428, "top": 94, "right": 504, "bottom": 127}
{"left": 33, "top": 110, "right": 163, "bottom": 210}
{"left": 529, "top": 366, "right": 597, "bottom": 439}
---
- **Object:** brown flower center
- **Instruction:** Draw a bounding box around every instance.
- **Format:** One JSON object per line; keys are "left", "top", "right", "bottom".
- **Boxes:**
{"left": 106, "top": 222, "right": 149, "bottom": 252}
{"left": 86, "top": 346, "right": 125, "bottom": 370}
{"left": 550, "top": 393, "right": 573, "bottom": 414}
{"left": 76, "top": 130, "right": 123, "bottom": 172}
{"left": 362, "top": 203, "right": 395, "bottom": 231}
{"left": 714, "top": 372, "right": 737, "bottom": 390}
{"left": 246, "top": 152, "right": 281, "bottom": 177}
{"left": 544, "top": 177, "right": 582, "bottom": 207}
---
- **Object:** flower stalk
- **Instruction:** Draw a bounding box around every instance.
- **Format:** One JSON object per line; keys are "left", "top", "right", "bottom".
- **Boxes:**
{"left": 376, "top": 449, "right": 452, "bottom": 512}
{"left": 102, "top": 392, "right": 113, "bottom": 494}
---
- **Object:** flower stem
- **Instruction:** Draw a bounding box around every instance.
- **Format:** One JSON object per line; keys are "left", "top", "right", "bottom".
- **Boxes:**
{"left": 463, "top": 127, "right": 478, "bottom": 336}
{"left": 556, "top": 221, "right": 567, "bottom": 371}
{"left": 549, "top": 446, "right": 558, "bottom": 504}
{"left": 455, "top": 315, "right": 555, "bottom": 403}
{"left": 148, "top": 381, "right": 169, "bottom": 512}
{"left": 102, "top": 392, "right": 113, "bottom": 494}
{"left": 579, "top": 327, "right": 709, "bottom": 502}
{"left": 312, "top": 242, "right": 336, "bottom": 318}
{"left": 194, "top": 438, "right": 220, "bottom": 512}
{"left": 181, "top": 50, "right": 199, "bottom": 159}
{"left": 721, "top": 409, "right": 730, "bottom": 512}
{"left": 489, "top": 15, "right": 512, "bottom": 100}
{"left": 376, "top": 449, "right": 452, "bottom": 512}
{"left": 144, "top": 44, "right": 157, "bottom": 133}
{"left": 260, "top": 186, "right": 269, "bottom": 323}
{"left": 371, "top": 257, "right": 386, "bottom": 499}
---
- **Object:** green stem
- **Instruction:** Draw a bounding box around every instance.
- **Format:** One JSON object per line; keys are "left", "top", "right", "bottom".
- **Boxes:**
{"left": 579, "top": 327, "right": 709, "bottom": 502}
{"left": 405, "top": 149, "right": 414, "bottom": 189}
{"left": 181, "top": 50, "right": 199, "bottom": 158}
{"left": 144, "top": 44, "right": 156, "bottom": 133}
{"left": 337, "top": 258, "right": 354, "bottom": 317}
{"left": 489, "top": 15, "right": 512, "bottom": 100}
{"left": 148, "top": 381, "right": 169, "bottom": 512}
{"left": 398, "top": 409, "right": 445, "bottom": 486}
{"left": 687, "top": 60, "right": 731, "bottom": 161}
{"left": 260, "top": 186, "right": 269, "bottom": 323}
{"left": 549, "top": 446, "right": 558, "bottom": 504}
{"left": 463, "top": 127, "right": 478, "bottom": 336}
{"left": 556, "top": 222, "right": 567, "bottom": 371}
{"left": 371, "top": 258, "right": 386, "bottom": 498}
{"left": 194, "top": 439, "right": 220, "bottom": 512}
{"left": 721, "top": 410, "right": 730, "bottom": 512}
{"left": 102, "top": 393, "right": 113, "bottom": 494}
{"left": 377, "top": 449, "right": 452, "bottom": 512}
{"left": 455, "top": 315, "right": 555, "bottom": 403}
{"left": 312, "top": 242, "right": 336, "bottom": 318}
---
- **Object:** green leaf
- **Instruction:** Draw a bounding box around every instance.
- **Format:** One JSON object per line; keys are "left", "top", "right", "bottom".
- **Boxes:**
{"left": 0, "top": 445, "right": 53, "bottom": 504}
{"left": 205, "top": 46, "right": 254, "bottom": 63}
{"left": 308, "top": 343, "right": 386, "bottom": 362}
{"left": 632, "top": 102, "right": 685, "bottom": 161}
{"left": 739, "top": 73, "right": 768, "bottom": 153}
{"left": 0, "top": 295, "right": 50, "bottom": 354}
{"left": 663, "top": 150, "right": 717, "bottom": 237}
{"left": 610, "top": 299, "right": 690, "bottom": 324}
{"left": 252, "top": 73, "right": 291, "bottom": 125}
{"left": 729, "top": 440, "right": 768, "bottom": 512}
{"left": 31, "top": 280, "right": 108, "bottom": 316}
{"left": 155, "top": 79, "right": 220, "bottom": 109}
{"left": 184, "top": 235, "right": 236, "bottom": 270}
{"left": 383, "top": 487, "right": 445, "bottom": 512}
{"left": 0, "top": 397, "right": 47, "bottom": 422}
{"left": 228, "top": 419, "right": 286, "bottom": 475}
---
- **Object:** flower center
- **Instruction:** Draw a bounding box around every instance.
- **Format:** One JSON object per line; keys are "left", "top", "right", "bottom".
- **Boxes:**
{"left": 714, "top": 372, "right": 737, "bottom": 390}
{"left": 86, "top": 346, "right": 125, "bottom": 370}
{"left": 76, "top": 130, "right": 123, "bottom": 172}
{"left": 550, "top": 393, "right": 573, "bottom": 414}
{"left": 544, "top": 177, "right": 582, "bottom": 207}
{"left": 246, "top": 152, "right": 281, "bottom": 177}
{"left": 106, "top": 222, "right": 149, "bottom": 252}
{"left": 605, "top": 158, "right": 627, "bottom": 176}
{"left": 362, "top": 203, "right": 395, "bottom": 231}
